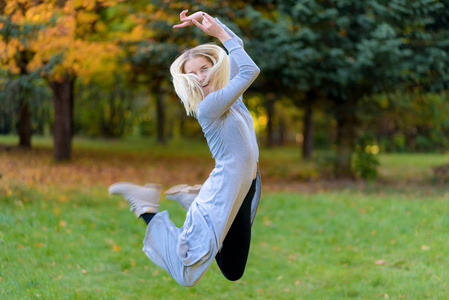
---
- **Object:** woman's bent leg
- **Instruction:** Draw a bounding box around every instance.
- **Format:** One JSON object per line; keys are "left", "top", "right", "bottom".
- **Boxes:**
{"left": 141, "top": 213, "right": 156, "bottom": 224}
{"left": 215, "top": 178, "right": 256, "bottom": 281}
{"left": 142, "top": 207, "right": 219, "bottom": 287}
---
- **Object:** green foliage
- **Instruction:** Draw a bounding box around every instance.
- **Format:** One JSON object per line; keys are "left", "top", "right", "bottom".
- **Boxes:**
{"left": 358, "top": 92, "right": 449, "bottom": 153}
{"left": 75, "top": 75, "right": 140, "bottom": 137}
{"left": 353, "top": 145, "right": 380, "bottom": 180}
{"left": 0, "top": 12, "right": 60, "bottom": 136}
{"left": 432, "top": 164, "right": 449, "bottom": 184}
{"left": 244, "top": 0, "right": 449, "bottom": 177}
{"left": 315, "top": 150, "right": 338, "bottom": 178}
{"left": 0, "top": 73, "right": 53, "bottom": 135}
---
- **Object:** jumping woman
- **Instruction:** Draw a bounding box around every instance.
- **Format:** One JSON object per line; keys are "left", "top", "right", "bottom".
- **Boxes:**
{"left": 109, "top": 10, "right": 261, "bottom": 286}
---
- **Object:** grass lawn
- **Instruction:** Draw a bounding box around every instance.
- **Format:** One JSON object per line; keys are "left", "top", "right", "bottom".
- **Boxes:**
{"left": 1, "top": 135, "right": 449, "bottom": 299}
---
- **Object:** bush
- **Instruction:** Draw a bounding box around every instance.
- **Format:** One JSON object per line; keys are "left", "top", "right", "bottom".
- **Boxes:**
{"left": 353, "top": 145, "right": 380, "bottom": 180}
{"left": 433, "top": 164, "right": 449, "bottom": 183}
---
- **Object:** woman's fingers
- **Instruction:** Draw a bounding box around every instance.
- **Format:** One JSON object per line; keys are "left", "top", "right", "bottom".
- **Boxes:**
{"left": 191, "top": 19, "right": 205, "bottom": 31}
{"left": 202, "top": 13, "right": 214, "bottom": 23}
{"left": 180, "top": 9, "right": 188, "bottom": 19}
{"left": 176, "top": 11, "right": 216, "bottom": 34}
{"left": 173, "top": 21, "right": 192, "bottom": 29}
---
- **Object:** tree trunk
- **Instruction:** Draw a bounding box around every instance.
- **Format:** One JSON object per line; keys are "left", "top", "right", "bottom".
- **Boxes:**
{"left": 155, "top": 84, "right": 166, "bottom": 144}
{"left": 18, "top": 98, "right": 32, "bottom": 148}
{"left": 179, "top": 110, "right": 186, "bottom": 137}
{"left": 278, "top": 117, "right": 285, "bottom": 146}
{"left": 17, "top": 51, "right": 32, "bottom": 148}
{"left": 335, "top": 95, "right": 357, "bottom": 178}
{"left": 50, "top": 74, "right": 74, "bottom": 161}
{"left": 302, "top": 91, "right": 315, "bottom": 160}
{"left": 265, "top": 93, "right": 276, "bottom": 147}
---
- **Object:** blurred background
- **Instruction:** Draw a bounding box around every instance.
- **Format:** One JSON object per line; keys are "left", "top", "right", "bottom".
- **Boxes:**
{"left": 2, "top": 2, "right": 449, "bottom": 298}
{"left": 1, "top": 0, "right": 448, "bottom": 181}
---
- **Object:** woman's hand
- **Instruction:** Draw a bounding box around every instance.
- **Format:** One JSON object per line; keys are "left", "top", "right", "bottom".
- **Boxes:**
{"left": 173, "top": 10, "right": 204, "bottom": 29}
{"left": 173, "top": 9, "right": 203, "bottom": 28}
{"left": 173, "top": 10, "right": 231, "bottom": 44}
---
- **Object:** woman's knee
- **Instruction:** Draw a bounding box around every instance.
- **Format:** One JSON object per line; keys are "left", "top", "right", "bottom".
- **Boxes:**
{"left": 222, "top": 269, "right": 245, "bottom": 281}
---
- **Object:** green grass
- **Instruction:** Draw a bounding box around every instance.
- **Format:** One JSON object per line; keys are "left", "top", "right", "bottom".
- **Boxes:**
{"left": 378, "top": 154, "right": 449, "bottom": 181}
{"left": 2, "top": 185, "right": 449, "bottom": 299}
{"left": 1, "top": 135, "right": 449, "bottom": 298}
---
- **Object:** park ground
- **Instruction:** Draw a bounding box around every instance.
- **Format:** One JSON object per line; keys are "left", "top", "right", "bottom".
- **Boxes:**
{"left": 1, "top": 136, "right": 449, "bottom": 299}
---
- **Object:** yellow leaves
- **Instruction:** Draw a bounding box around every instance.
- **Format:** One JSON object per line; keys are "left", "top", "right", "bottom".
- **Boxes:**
{"left": 25, "top": 3, "right": 54, "bottom": 23}
{"left": 365, "top": 145, "right": 380, "bottom": 155}
{"left": 421, "top": 245, "right": 430, "bottom": 251}
{"left": 130, "top": 258, "right": 136, "bottom": 267}
{"left": 76, "top": 10, "right": 100, "bottom": 35}
{"left": 104, "top": 238, "right": 122, "bottom": 252}
{"left": 59, "top": 194, "right": 68, "bottom": 202}
{"left": 127, "top": 24, "right": 147, "bottom": 42}
{"left": 3, "top": 1, "right": 124, "bottom": 82}
{"left": 98, "top": 0, "right": 125, "bottom": 7}
{"left": 5, "top": 186, "right": 13, "bottom": 197}
{"left": 262, "top": 215, "right": 272, "bottom": 226}
{"left": 0, "top": 39, "right": 21, "bottom": 74}
{"left": 339, "top": 28, "right": 347, "bottom": 37}
{"left": 53, "top": 274, "right": 63, "bottom": 281}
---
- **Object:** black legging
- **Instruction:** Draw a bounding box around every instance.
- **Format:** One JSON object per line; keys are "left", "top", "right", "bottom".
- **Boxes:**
{"left": 141, "top": 178, "right": 256, "bottom": 281}
{"left": 215, "top": 178, "right": 256, "bottom": 281}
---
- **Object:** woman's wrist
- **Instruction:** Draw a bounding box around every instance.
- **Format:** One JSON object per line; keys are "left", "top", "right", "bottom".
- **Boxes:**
{"left": 217, "top": 31, "right": 232, "bottom": 44}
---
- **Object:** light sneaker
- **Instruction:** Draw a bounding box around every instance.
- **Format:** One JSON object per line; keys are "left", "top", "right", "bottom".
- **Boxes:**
{"left": 109, "top": 182, "right": 162, "bottom": 218}
{"left": 162, "top": 184, "right": 202, "bottom": 211}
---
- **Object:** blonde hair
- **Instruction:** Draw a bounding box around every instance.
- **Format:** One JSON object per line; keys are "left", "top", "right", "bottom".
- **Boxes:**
{"left": 170, "top": 44, "right": 230, "bottom": 117}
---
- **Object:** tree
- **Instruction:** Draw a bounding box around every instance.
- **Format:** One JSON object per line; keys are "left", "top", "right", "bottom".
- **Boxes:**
{"left": 2, "top": 0, "right": 127, "bottom": 160}
{"left": 271, "top": 0, "right": 448, "bottom": 177}
{"left": 0, "top": 0, "right": 55, "bottom": 148}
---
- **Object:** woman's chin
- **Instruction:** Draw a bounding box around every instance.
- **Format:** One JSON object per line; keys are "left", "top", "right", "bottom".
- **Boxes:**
{"left": 202, "top": 87, "right": 211, "bottom": 96}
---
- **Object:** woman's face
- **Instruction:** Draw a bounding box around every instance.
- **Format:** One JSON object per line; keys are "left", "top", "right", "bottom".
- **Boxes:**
{"left": 184, "top": 56, "right": 214, "bottom": 96}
